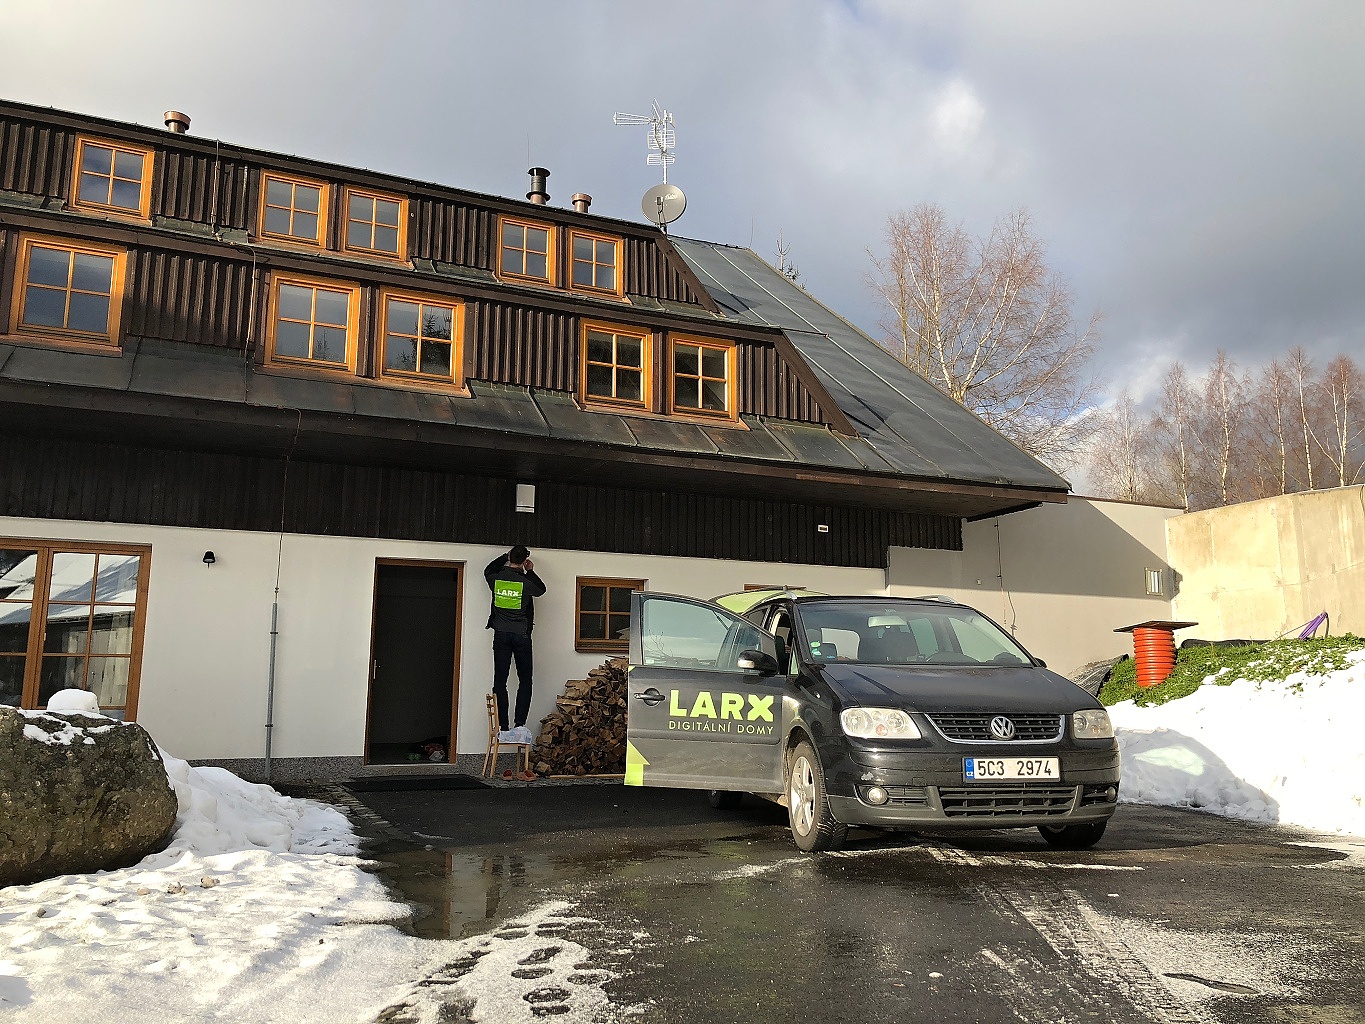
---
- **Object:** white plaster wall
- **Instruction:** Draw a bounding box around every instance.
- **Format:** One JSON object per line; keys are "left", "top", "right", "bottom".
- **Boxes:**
{"left": 1, "top": 516, "right": 883, "bottom": 760}
{"left": 888, "top": 497, "right": 1182, "bottom": 676}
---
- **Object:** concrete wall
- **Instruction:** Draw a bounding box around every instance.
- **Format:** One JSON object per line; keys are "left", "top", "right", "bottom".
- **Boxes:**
{"left": 1168, "top": 485, "right": 1365, "bottom": 640}
{"left": 0, "top": 516, "right": 884, "bottom": 766}
{"left": 888, "top": 497, "right": 1181, "bottom": 676}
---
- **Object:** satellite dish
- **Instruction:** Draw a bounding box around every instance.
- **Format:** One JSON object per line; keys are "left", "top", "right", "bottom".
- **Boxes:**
{"left": 642, "top": 183, "right": 687, "bottom": 227}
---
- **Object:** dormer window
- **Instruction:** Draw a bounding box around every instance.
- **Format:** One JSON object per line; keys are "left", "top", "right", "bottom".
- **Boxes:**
{"left": 379, "top": 290, "right": 463, "bottom": 387}
{"left": 343, "top": 187, "right": 406, "bottom": 259}
{"left": 71, "top": 136, "right": 153, "bottom": 219}
{"left": 265, "top": 273, "right": 359, "bottom": 372}
{"left": 498, "top": 215, "right": 554, "bottom": 285}
{"left": 581, "top": 320, "right": 651, "bottom": 410}
{"left": 569, "top": 229, "right": 622, "bottom": 297}
{"left": 259, "top": 172, "right": 329, "bottom": 246}
{"left": 12, "top": 234, "right": 127, "bottom": 348}
{"left": 670, "top": 335, "right": 736, "bottom": 419}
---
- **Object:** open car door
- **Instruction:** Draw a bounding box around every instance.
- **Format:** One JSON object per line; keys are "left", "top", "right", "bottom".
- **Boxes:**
{"left": 625, "top": 592, "right": 786, "bottom": 794}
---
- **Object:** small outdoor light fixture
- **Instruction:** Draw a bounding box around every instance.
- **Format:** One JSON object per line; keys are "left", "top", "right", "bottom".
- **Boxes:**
{"left": 515, "top": 483, "right": 536, "bottom": 513}
{"left": 816, "top": 524, "right": 830, "bottom": 534}
{"left": 202, "top": 551, "right": 216, "bottom": 566}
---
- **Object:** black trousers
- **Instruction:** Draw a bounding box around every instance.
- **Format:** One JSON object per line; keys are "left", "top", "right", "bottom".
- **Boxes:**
{"left": 492, "top": 629, "right": 534, "bottom": 729}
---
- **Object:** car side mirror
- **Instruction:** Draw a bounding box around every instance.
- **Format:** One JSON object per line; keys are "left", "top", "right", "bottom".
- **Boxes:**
{"left": 1032, "top": 657, "right": 1048, "bottom": 669}
{"left": 737, "top": 649, "right": 780, "bottom": 676}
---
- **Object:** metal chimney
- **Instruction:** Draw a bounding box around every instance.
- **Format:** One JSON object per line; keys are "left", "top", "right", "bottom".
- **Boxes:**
{"left": 163, "top": 110, "right": 191, "bottom": 134}
{"left": 526, "top": 167, "right": 550, "bottom": 205}
{"left": 571, "top": 193, "right": 592, "bottom": 213}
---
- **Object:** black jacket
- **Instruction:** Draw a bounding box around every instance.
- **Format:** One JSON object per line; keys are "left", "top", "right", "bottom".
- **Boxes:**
{"left": 484, "top": 555, "right": 547, "bottom": 634}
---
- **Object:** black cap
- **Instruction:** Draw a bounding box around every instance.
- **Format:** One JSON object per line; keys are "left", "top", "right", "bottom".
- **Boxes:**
{"left": 509, "top": 544, "right": 530, "bottom": 563}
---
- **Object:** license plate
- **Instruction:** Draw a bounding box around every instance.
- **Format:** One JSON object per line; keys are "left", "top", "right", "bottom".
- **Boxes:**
{"left": 964, "top": 756, "right": 1060, "bottom": 781}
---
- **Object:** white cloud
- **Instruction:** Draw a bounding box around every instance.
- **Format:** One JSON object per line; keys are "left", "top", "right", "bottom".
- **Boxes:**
{"left": 930, "top": 79, "right": 985, "bottom": 154}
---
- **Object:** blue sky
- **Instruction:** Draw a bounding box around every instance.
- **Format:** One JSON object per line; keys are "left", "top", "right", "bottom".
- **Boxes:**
{"left": 2, "top": 0, "right": 1360, "bottom": 404}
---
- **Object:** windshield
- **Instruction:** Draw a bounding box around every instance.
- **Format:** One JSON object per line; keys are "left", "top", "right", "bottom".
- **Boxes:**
{"left": 793, "top": 600, "right": 1033, "bottom": 668}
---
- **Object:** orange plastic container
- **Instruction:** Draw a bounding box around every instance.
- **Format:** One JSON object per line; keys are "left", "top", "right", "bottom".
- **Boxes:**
{"left": 1114, "top": 620, "right": 1198, "bottom": 688}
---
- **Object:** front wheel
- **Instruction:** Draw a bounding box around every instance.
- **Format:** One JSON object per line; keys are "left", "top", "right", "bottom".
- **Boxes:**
{"left": 786, "top": 741, "right": 847, "bottom": 852}
{"left": 1037, "top": 821, "right": 1108, "bottom": 849}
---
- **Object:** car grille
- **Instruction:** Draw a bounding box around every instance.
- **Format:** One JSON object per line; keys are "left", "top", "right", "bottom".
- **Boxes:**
{"left": 938, "top": 783, "right": 1078, "bottom": 818}
{"left": 927, "top": 713, "right": 1063, "bottom": 742}
{"left": 882, "top": 786, "right": 929, "bottom": 807}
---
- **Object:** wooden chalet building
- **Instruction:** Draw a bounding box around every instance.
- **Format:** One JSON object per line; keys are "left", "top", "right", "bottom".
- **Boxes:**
{"left": 0, "top": 100, "right": 1069, "bottom": 779}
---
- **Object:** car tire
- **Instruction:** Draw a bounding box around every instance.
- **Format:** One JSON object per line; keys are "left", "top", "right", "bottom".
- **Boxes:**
{"left": 786, "top": 740, "right": 847, "bottom": 853}
{"left": 1037, "top": 821, "right": 1108, "bottom": 849}
{"left": 708, "top": 790, "right": 743, "bottom": 810}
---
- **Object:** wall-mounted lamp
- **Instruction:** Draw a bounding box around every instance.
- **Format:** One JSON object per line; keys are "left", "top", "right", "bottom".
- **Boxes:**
{"left": 515, "top": 483, "right": 536, "bottom": 514}
{"left": 202, "top": 551, "right": 216, "bottom": 567}
{"left": 816, "top": 524, "right": 830, "bottom": 534}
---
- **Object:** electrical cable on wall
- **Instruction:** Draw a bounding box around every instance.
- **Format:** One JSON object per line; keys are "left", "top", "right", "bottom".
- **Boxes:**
{"left": 996, "top": 519, "right": 1018, "bottom": 635}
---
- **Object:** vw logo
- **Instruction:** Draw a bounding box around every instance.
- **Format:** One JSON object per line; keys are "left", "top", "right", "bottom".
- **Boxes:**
{"left": 989, "top": 716, "right": 1016, "bottom": 741}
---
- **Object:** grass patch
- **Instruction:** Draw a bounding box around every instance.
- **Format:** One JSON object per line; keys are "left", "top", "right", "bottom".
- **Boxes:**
{"left": 1098, "top": 634, "right": 1365, "bottom": 707}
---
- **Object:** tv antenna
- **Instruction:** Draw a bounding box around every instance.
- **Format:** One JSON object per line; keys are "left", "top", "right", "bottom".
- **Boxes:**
{"left": 613, "top": 100, "right": 677, "bottom": 184}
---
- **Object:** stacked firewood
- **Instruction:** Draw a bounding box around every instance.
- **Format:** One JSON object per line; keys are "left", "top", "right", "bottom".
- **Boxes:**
{"left": 531, "top": 657, "right": 629, "bottom": 775}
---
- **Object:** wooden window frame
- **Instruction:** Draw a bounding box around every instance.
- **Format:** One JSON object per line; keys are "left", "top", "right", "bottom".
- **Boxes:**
{"left": 8, "top": 233, "right": 128, "bottom": 351}
{"left": 0, "top": 537, "right": 152, "bottom": 720}
{"left": 377, "top": 288, "right": 466, "bottom": 390}
{"left": 575, "top": 576, "right": 645, "bottom": 654}
{"left": 342, "top": 186, "right": 409, "bottom": 261}
{"left": 567, "top": 228, "right": 624, "bottom": 299}
{"left": 264, "top": 271, "right": 362, "bottom": 375}
{"left": 496, "top": 214, "right": 557, "bottom": 287}
{"left": 69, "top": 135, "right": 154, "bottom": 221}
{"left": 579, "top": 319, "right": 654, "bottom": 412}
{"left": 667, "top": 333, "right": 739, "bottom": 422}
{"left": 257, "top": 171, "right": 331, "bottom": 248}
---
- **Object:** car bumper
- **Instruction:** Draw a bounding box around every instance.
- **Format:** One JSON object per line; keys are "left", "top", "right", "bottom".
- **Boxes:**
{"left": 823, "top": 743, "right": 1121, "bottom": 830}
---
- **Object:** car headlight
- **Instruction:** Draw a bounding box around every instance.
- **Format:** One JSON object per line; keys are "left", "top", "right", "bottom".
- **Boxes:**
{"left": 1072, "top": 709, "right": 1114, "bottom": 740}
{"left": 840, "top": 707, "right": 921, "bottom": 740}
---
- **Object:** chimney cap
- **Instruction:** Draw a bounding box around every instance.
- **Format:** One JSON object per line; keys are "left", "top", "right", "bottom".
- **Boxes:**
{"left": 526, "top": 167, "right": 550, "bottom": 205}
{"left": 571, "top": 193, "right": 592, "bottom": 213}
{"left": 163, "top": 110, "right": 191, "bottom": 134}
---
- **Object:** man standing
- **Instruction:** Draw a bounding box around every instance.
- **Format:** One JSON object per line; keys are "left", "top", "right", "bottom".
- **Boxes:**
{"left": 484, "top": 545, "right": 546, "bottom": 745}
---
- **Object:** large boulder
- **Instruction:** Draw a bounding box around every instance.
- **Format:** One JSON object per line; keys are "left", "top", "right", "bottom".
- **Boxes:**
{"left": 0, "top": 705, "right": 178, "bottom": 887}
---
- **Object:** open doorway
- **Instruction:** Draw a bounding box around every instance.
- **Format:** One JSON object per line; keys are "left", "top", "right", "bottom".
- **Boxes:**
{"left": 366, "top": 560, "right": 463, "bottom": 765}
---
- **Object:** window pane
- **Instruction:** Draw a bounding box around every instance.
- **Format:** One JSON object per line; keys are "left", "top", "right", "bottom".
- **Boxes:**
{"left": 501, "top": 248, "right": 523, "bottom": 275}
{"left": 264, "top": 206, "right": 291, "bottom": 235}
{"left": 0, "top": 656, "right": 23, "bottom": 705}
{"left": 702, "top": 347, "right": 727, "bottom": 378}
{"left": 501, "top": 222, "right": 521, "bottom": 248}
{"left": 293, "top": 184, "right": 321, "bottom": 214}
{"left": 83, "top": 143, "right": 114, "bottom": 175}
{"left": 113, "top": 149, "right": 144, "bottom": 181}
{"left": 375, "top": 199, "right": 401, "bottom": 227}
{"left": 675, "top": 346, "right": 699, "bottom": 375}
{"left": 72, "top": 253, "right": 114, "bottom": 294}
{"left": 67, "top": 293, "right": 111, "bottom": 335}
{"left": 595, "top": 264, "right": 615, "bottom": 290}
{"left": 28, "top": 246, "right": 71, "bottom": 287}
{"left": 420, "top": 340, "right": 451, "bottom": 377}
{"left": 609, "top": 612, "right": 630, "bottom": 641}
{"left": 94, "top": 554, "right": 140, "bottom": 603}
{"left": 349, "top": 193, "right": 371, "bottom": 220}
{"left": 702, "top": 379, "right": 728, "bottom": 411}
{"left": 596, "top": 239, "right": 614, "bottom": 264}
{"left": 586, "top": 364, "right": 613, "bottom": 397}
{"left": 387, "top": 299, "right": 419, "bottom": 336}
{"left": 579, "top": 585, "right": 606, "bottom": 612}
{"left": 616, "top": 368, "right": 642, "bottom": 402}
{"left": 44, "top": 605, "right": 90, "bottom": 654}
{"left": 586, "top": 331, "right": 614, "bottom": 363}
{"left": 0, "top": 604, "right": 31, "bottom": 653}
{"left": 616, "top": 337, "right": 642, "bottom": 368}
{"left": 422, "top": 305, "right": 453, "bottom": 341}
{"left": 278, "top": 284, "right": 313, "bottom": 322}
{"left": 524, "top": 253, "right": 547, "bottom": 279}
{"left": 39, "top": 657, "right": 86, "bottom": 705}
{"left": 312, "top": 326, "right": 348, "bottom": 364}
{"left": 110, "top": 178, "right": 141, "bottom": 210}
{"left": 266, "top": 178, "right": 292, "bottom": 207}
{"left": 385, "top": 335, "right": 418, "bottom": 372}
{"left": 573, "top": 235, "right": 594, "bottom": 261}
{"left": 50, "top": 553, "right": 96, "bottom": 603}
{"left": 79, "top": 172, "right": 110, "bottom": 204}
{"left": 608, "top": 586, "right": 634, "bottom": 612}
{"left": 23, "top": 287, "right": 67, "bottom": 328}
{"left": 373, "top": 225, "right": 399, "bottom": 252}
{"left": 292, "top": 211, "right": 318, "bottom": 241}
{"left": 89, "top": 606, "right": 135, "bottom": 655}
{"left": 640, "top": 598, "right": 764, "bottom": 670}
{"left": 674, "top": 375, "right": 697, "bottom": 409}
{"left": 314, "top": 289, "right": 349, "bottom": 327}
{"left": 275, "top": 319, "right": 310, "bottom": 358}
{"left": 580, "top": 612, "right": 607, "bottom": 641}
{"left": 572, "top": 261, "right": 594, "bottom": 287}
{"left": 347, "top": 221, "right": 371, "bottom": 249}
{"left": 87, "top": 658, "right": 129, "bottom": 709}
{"left": 526, "top": 227, "right": 549, "bottom": 255}
{"left": 0, "top": 550, "right": 38, "bottom": 601}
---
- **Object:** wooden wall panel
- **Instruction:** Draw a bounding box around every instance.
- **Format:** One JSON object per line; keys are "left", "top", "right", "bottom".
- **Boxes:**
{"left": 469, "top": 299, "right": 577, "bottom": 391}
{"left": 0, "top": 117, "right": 73, "bottom": 199}
{"left": 154, "top": 148, "right": 252, "bottom": 229}
{"left": 126, "top": 249, "right": 253, "bottom": 349}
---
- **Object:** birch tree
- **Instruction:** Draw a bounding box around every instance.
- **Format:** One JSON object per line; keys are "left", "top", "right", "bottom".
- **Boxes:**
{"left": 867, "top": 204, "right": 1101, "bottom": 468}
{"left": 1318, "top": 354, "right": 1365, "bottom": 487}
{"left": 1088, "top": 390, "right": 1153, "bottom": 501}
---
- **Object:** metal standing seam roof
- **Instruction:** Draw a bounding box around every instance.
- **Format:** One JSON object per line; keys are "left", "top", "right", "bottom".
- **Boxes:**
{"left": 669, "top": 238, "right": 1072, "bottom": 494}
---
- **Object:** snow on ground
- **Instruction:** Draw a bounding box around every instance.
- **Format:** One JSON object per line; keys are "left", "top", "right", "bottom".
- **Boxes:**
{"left": 1110, "top": 649, "right": 1365, "bottom": 837}
{"left": 0, "top": 737, "right": 636, "bottom": 1023}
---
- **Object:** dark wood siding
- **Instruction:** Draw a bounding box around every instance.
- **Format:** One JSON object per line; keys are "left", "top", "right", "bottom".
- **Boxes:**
{"left": 409, "top": 196, "right": 495, "bottom": 268}
{"left": 737, "top": 342, "right": 827, "bottom": 423}
{"left": 0, "top": 435, "right": 961, "bottom": 566}
{"left": 153, "top": 147, "right": 252, "bottom": 229}
{"left": 623, "top": 236, "right": 702, "bottom": 304}
{"left": 0, "top": 116, "right": 73, "bottom": 199}
{"left": 126, "top": 248, "right": 254, "bottom": 349}
{"left": 469, "top": 299, "right": 577, "bottom": 391}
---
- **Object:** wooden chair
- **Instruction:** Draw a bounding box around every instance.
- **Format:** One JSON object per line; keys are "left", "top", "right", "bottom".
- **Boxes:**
{"left": 482, "top": 693, "right": 533, "bottom": 779}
